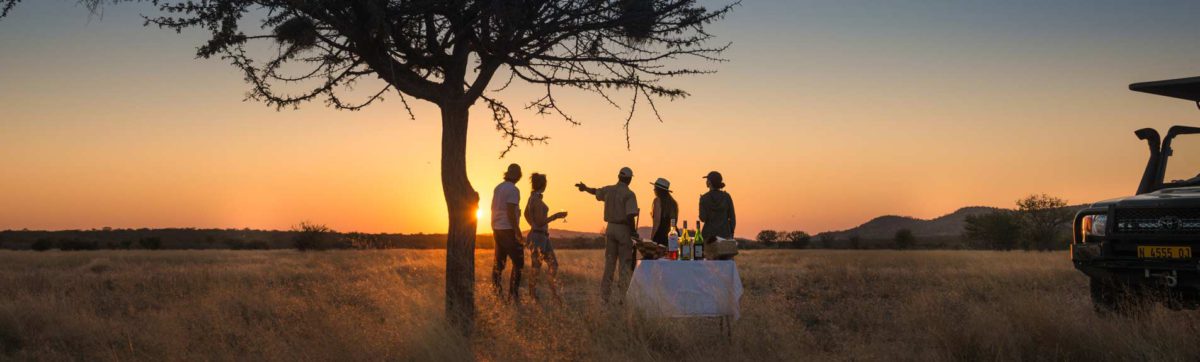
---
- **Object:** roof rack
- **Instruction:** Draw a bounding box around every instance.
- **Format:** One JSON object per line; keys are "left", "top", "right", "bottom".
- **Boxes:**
{"left": 1130, "top": 76, "right": 1200, "bottom": 103}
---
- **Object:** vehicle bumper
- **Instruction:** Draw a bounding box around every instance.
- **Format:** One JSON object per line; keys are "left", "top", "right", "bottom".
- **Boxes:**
{"left": 1073, "top": 243, "right": 1200, "bottom": 289}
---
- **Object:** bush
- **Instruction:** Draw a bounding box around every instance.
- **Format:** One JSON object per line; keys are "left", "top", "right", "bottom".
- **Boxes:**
{"left": 1017, "top": 194, "right": 1073, "bottom": 251}
{"left": 58, "top": 239, "right": 99, "bottom": 251}
{"left": 347, "top": 233, "right": 388, "bottom": 250}
{"left": 31, "top": 239, "right": 53, "bottom": 251}
{"left": 138, "top": 237, "right": 162, "bottom": 250}
{"left": 756, "top": 230, "right": 780, "bottom": 245}
{"left": 964, "top": 211, "right": 1022, "bottom": 250}
{"left": 816, "top": 234, "right": 838, "bottom": 249}
{"left": 293, "top": 222, "right": 340, "bottom": 251}
{"left": 226, "top": 239, "right": 271, "bottom": 250}
{"left": 894, "top": 228, "right": 915, "bottom": 250}
{"left": 785, "top": 231, "right": 811, "bottom": 249}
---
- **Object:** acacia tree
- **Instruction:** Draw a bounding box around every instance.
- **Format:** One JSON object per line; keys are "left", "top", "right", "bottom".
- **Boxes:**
{"left": 755, "top": 230, "right": 779, "bottom": 245}
{"left": 1017, "top": 194, "right": 1072, "bottom": 251}
{"left": 2, "top": 0, "right": 735, "bottom": 332}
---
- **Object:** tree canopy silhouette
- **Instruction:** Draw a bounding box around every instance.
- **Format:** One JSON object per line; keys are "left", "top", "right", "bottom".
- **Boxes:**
{"left": 0, "top": 0, "right": 736, "bottom": 333}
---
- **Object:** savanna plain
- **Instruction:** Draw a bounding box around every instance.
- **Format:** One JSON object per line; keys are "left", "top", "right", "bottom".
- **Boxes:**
{"left": 1, "top": 249, "right": 1198, "bottom": 361}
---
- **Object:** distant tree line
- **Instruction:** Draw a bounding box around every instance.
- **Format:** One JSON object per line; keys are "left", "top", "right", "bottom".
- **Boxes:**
{"left": 751, "top": 230, "right": 812, "bottom": 249}
{"left": 4, "top": 192, "right": 1075, "bottom": 253}
{"left": 0, "top": 224, "right": 612, "bottom": 252}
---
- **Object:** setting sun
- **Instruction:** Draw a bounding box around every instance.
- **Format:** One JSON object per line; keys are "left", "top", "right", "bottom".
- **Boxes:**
{"left": 475, "top": 208, "right": 486, "bottom": 221}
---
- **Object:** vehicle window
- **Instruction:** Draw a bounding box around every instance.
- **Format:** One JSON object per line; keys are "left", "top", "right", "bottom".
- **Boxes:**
{"left": 1165, "top": 134, "right": 1200, "bottom": 184}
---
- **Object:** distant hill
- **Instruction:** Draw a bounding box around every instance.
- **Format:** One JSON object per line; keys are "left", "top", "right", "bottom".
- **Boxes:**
{"left": 816, "top": 206, "right": 1004, "bottom": 240}
{"left": 815, "top": 205, "right": 1088, "bottom": 242}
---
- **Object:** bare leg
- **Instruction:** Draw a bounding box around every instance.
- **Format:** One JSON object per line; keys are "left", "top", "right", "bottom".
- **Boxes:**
{"left": 547, "top": 249, "right": 563, "bottom": 305}
{"left": 529, "top": 247, "right": 542, "bottom": 302}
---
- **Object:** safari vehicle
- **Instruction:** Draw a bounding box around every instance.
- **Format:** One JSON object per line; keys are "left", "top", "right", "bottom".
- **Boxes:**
{"left": 1073, "top": 76, "right": 1200, "bottom": 312}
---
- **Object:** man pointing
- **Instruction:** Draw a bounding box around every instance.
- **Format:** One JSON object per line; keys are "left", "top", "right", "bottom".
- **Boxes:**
{"left": 576, "top": 167, "right": 640, "bottom": 304}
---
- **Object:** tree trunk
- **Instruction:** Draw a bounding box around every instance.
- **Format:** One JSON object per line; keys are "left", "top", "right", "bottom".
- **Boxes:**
{"left": 441, "top": 104, "right": 479, "bottom": 335}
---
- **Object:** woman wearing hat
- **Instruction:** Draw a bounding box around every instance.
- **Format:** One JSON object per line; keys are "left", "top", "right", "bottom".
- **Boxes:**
{"left": 649, "top": 178, "right": 679, "bottom": 247}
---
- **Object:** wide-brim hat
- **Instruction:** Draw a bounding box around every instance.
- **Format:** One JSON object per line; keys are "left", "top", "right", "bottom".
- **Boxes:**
{"left": 650, "top": 178, "right": 672, "bottom": 192}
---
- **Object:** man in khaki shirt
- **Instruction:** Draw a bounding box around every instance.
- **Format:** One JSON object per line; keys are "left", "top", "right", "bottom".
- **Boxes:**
{"left": 576, "top": 167, "right": 639, "bottom": 304}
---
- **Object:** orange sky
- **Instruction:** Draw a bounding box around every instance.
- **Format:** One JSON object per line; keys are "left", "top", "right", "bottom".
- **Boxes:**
{"left": 3, "top": 1, "right": 1200, "bottom": 237}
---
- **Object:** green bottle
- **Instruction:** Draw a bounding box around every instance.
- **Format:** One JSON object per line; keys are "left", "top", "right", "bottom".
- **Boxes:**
{"left": 694, "top": 221, "right": 705, "bottom": 260}
{"left": 686, "top": 219, "right": 696, "bottom": 261}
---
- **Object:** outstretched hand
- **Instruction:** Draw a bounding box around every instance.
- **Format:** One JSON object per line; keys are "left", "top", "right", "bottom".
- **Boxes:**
{"left": 552, "top": 211, "right": 568, "bottom": 219}
{"left": 575, "top": 182, "right": 588, "bottom": 192}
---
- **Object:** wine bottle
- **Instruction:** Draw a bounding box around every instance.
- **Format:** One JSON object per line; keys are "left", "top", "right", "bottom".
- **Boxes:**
{"left": 686, "top": 220, "right": 696, "bottom": 260}
{"left": 694, "top": 221, "right": 705, "bottom": 260}
{"left": 667, "top": 219, "right": 679, "bottom": 260}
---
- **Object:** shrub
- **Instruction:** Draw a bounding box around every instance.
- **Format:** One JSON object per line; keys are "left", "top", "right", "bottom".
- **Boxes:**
{"left": 816, "top": 234, "right": 838, "bottom": 249}
{"left": 756, "top": 230, "right": 780, "bottom": 245}
{"left": 964, "top": 211, "right": 1022, "bottom": 250}
{"left": 785, "top": 231, "right": 811, "bottom": 249}
{"left": 58, "top": 239, "right": 99, "bottom": 251}
{"left": 226, "top": 239, "right": 271, "bottom": 250}
{"left": 347, "top": 233, "right": 388, "bottom": 250}
{"left": 31, "top": 238, "right": 53, "bottom": 251}
{"left": 293, "top": 222, "right": 339, "bottom": 251}
{"left": 1017, "top": 194, "right": 1073, "bottom": 251}
{"left": 138, "top": 237, "right": 162, "bottom": 250}
{"left": 894, "top": 229, "right": 915, "bottom": 250}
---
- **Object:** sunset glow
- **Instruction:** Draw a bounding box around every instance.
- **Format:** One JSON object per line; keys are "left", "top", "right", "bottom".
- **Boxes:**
{"left": 3, "top": 1, "right": 1200, "bottom": 237}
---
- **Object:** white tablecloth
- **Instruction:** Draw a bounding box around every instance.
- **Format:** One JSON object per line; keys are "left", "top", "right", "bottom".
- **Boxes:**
{"left": 626, "top": 260, "right": 743, "bottom": 320}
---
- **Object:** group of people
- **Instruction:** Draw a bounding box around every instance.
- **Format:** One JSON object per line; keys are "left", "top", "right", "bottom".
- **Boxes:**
{"left": 488, "top": 164, "right": 737, "bottom": 305}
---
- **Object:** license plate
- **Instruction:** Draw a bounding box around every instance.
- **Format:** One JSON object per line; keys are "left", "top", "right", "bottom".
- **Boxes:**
{"left": 1137, "top": 246, "right": 1192, "bottom": 259}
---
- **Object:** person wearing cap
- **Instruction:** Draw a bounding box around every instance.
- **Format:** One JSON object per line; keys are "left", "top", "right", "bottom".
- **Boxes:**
{"left": 699, "top": 171, "right": 736, "bottom": 241}
{"left": 524, "top": 172, "right": 568, "bottom": 303}
{"left": 575, "top": 167, "right": 640, "bottom": 304}
{"left": 491, "top": 163, "right": 524, "bottom": 303}
{"left": 649, "top": 178, "right": 679, "bottom": 246}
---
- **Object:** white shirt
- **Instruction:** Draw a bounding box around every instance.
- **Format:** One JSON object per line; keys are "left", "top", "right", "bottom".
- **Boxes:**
{"left": 491, "top": 181, "right": 521, "bottom": 230}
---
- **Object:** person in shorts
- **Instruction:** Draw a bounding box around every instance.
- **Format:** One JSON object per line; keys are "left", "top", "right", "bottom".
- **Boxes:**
{"left": 524, "top": 173, "right": 568, "bottom": 303}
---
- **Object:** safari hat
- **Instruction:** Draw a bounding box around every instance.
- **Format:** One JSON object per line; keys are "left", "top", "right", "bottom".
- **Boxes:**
{"left": 650, "top": 178, "right": 672, "bottom": 192}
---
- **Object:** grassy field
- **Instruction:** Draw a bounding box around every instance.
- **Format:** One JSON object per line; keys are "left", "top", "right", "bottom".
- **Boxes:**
{"left": 1, "top": 249, "right": 1198, "bottom": 361}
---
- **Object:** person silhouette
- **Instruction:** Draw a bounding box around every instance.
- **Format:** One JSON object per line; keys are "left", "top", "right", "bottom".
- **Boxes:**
{"left": 576, "top": 167, "right": 640, "bottom": 304}
{"left": 490, "top": 164, "right": 524, "bottom": 303}
{"left": 524, "top": 173, "right": 568, "bottom": 303}
{"left": 649, "top": 178, "right": 678, "bottom": 247}
{"left": 699, "top": 171, "right": 736, "bottom": 241}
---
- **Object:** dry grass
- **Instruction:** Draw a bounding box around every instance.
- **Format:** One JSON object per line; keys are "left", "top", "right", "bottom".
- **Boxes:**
{"left": 0, "top": 249, "right": 1198, "bottom": 361}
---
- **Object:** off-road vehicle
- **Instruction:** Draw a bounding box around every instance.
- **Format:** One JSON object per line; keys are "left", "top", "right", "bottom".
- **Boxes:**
{"left": 1073, "top": 76, "right": 1200, "bottom": 312}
